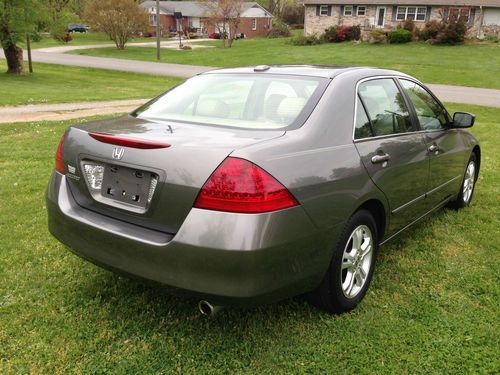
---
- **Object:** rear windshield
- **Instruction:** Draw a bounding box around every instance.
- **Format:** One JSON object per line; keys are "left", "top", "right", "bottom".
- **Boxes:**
{"left": 133, "top": 74, "right": 328, "bottom": 130}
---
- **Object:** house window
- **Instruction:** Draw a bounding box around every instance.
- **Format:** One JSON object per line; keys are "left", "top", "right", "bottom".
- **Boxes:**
{"left": 396, "top": 6, "right": 427, "bottom": 21}
{"left": 252, "top": 18, "right": 257, "bottom": 31}
{"left": 344, "top": 5, "right": 353, "bottom": 16}
{"left": 149, "top": 14, "right": 157, "bottom": 26}
{"left": 320, "top": 5, "right": 329, "bottom": 16}
{"left": 357, "top": 6, "right": 366, "bottom": 16}
{"left": 449, "top": 7, "right": 471, "bottom": 23}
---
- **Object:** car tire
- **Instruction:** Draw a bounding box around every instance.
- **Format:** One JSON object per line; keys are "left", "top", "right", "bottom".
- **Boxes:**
{"left": 449, "top": 153, "right": 478, "bottom": 210}
{"left": 309, "top": 209, "right": 379, "bottom": 314}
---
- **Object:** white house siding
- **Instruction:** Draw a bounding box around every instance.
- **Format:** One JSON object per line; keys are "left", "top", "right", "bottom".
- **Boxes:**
{"left": 478, "top": 8, "right": 500, "bottom": 36}
{"left": 483, "top": 8, "right": 500, "bottom": 25}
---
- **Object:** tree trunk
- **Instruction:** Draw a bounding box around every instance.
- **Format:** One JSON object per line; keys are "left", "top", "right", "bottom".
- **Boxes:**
{"left": 3, "top": 44, "right": 24, "bottom": 74}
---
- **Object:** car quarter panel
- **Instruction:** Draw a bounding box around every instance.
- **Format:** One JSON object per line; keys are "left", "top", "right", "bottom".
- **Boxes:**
{"left": 231, "top": 72, "right": 391, "bottom": 238}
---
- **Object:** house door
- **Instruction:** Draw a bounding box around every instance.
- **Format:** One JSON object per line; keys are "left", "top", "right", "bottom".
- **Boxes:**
{"left": 376, "top": 7, "right": 386, "bottom": 27}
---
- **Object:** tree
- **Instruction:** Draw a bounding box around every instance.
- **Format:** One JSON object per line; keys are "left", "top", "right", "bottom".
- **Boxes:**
{"left": 202, "top": 0, "right": 243, "bottom": 48}
{"left": 0, "top": 0, "right": 42, "bottom": 74}
{"left": 69, "top": 0, "right": 90, "bottom": 18}
{"left": 46, "top": 0, "right": 78, "bottom": 41}
{"left": 84, "top": 0, "right": 149, "bottom": 50}
{"left": 267, "top": 0, "right": 300, "bottom": 20}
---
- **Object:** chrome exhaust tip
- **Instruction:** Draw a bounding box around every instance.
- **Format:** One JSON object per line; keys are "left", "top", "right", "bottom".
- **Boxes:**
{"left": 198, "top": 300, "right": 223, "bottom": 316}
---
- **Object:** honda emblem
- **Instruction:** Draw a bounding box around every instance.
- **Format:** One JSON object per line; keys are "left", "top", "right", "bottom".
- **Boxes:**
{"left": 112, "top": 147, "right": 125, "bottom": 160}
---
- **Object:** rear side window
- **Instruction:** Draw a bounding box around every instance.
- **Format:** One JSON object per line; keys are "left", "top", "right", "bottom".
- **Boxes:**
{"left": 358, "top": 78, "right": 415, "bottom": 136}
{"left": 399, "top": 79, "right": 449, "bottom": 130}
{"left": 355, "top": 96, "right": 373, "bottom": 139}
{"left": 133, "top": 74, "right": 328, "bottom": 130}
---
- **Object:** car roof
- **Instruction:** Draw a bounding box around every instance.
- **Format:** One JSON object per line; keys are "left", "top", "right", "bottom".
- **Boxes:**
{"left": 202, "top": 65, "right": 411, "bottom": 80}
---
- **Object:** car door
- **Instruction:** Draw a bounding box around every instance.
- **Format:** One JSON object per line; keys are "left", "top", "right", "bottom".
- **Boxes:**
{"left": 398, "top": 79, "right": 467, "bottom": 207}
{"left": 354, "top": 78, "right": 429, "bottom": 235}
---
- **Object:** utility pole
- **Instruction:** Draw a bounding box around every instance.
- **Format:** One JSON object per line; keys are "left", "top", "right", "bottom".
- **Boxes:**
{"left": 156, "top": 0, "right": 161, "bottom": 61}
{"left": 26, "top": 34, "right": 33, "bottom": 73}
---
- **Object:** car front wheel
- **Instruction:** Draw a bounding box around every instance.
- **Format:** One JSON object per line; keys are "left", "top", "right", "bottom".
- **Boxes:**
{"left": 310, "top": 209, "right": 379, "bottom": 314}
{"left": 449, "top": 153, "right": 478, "bottom": 209}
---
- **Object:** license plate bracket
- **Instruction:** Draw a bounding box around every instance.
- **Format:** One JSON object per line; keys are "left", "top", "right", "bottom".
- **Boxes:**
{"left": 101, "top": 164, "right": 153, "bottom": 209}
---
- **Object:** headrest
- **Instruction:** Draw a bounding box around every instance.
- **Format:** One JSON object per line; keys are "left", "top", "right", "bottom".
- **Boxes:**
{"left": 276, "top": 97, "right": 307, "bottom": 121}
{"left": 196, "top": 98, "right": 229, "bottom": 118}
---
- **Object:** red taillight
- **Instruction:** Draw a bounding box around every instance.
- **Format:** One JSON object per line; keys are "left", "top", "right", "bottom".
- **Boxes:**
{"left": 194, "top": 157, "right": 298, "bottom": 214}
{"left": 88, "top": 132, "right": 171, "bottom": 149}
{"left": 55, "top": 132, "right": 67, "bottom": 174}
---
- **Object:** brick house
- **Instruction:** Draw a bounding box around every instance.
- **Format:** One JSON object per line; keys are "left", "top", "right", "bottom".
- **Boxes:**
{"left": 303, "top": 1, "right": 500, "bottom": 38}
{"left": 140, "top": 1, "right": 273, "bottom": 38}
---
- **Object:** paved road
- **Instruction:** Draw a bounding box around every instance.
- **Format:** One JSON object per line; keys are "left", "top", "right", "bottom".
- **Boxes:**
{"left": 1, "top": 46, "right": 499, "bottom": 107}
{"left": 23, "top": 50, "right": 216, "bottom": 78}
{"left": 425, "top": 84, "right": 500, "bottom": 108}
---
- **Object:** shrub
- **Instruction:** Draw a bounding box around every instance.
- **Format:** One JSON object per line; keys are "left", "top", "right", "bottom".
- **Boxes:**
{"left": 322, "top": 26, "right": 340, "bottom": 42}
{"left": 334, "top": 26, "right": 350, "bottom": 42}
{"left": 485, "top": 34, "right": 499, "bottom": 43}
{"left": 435, "top": 19, "right": 467, "bottom": 45}
{"left": 402, "top": 18, "right": 415, "bottom": 32}
{"left": 369, "top": 29, "right": 387, "bottom": 44}
{"left": 50, "top": 11, "right": 78, "bottom": 43}
{"left": 322, "top": 25, "right": 361, "bottom": 43}
{"left": 84, "top": 0, "right": 150, "bottom": 50}
{"left": 422, "top": 17, "right": 468, "bottom": 45}
{"left": 420, "top": 20, "right": 444, "bottom": 41}
{"left": 50, "top": 27, "right": 70, "bottom": 42}
{"left": 268, "top": 18, "right": 291, "bottom": 38}
{"left": 347, "top": 25, "right": 361, "bottom": 41}
{"left": 289, "top": 33, "right": 322, "bottom": 46}
{"left": 388, "top": 29, "right": 412, "bottom": 43}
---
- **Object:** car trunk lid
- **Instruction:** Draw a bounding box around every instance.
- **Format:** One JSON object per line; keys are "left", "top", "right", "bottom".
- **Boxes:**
{"left": 62, "top": 116, "right": 285, "bottom": 234}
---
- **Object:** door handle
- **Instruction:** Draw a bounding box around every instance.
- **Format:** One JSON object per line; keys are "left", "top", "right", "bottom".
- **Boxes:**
{"left": 428, "top": 144, "right": 439, "bottom": 153}
{"left": 371, "top": 153, "right": 391, "bottom": 164}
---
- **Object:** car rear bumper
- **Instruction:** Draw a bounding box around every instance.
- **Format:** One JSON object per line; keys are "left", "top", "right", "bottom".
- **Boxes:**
{"left": 46, "top": 172, "right": 341, "bottom": 305}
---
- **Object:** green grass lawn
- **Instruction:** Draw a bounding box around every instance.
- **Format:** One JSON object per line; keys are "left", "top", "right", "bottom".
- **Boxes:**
{"left": 69, "top": 38, "right": 500, "bottom": 89}
{"left": 0, "top": 105, "right": 498, "bottom": 373}
{"left": 0, "top": 61, "right": 182, "bottom": 106}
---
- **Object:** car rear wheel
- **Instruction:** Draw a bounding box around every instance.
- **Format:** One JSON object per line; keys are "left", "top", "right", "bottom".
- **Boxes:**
{"left": 449, "top": 153, "right": 478, "bottom": 209}
{"left": 309, "top": 209, "right": 378, "bottom": 314}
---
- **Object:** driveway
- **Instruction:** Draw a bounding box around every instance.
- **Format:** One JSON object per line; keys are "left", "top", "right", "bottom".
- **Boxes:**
{"left": 1, "top": 45, "right": 499, "bottom": 107}
{"left": 0, "top": 99, "right": 148, "bottom": 124}
{"left": 34, "top": 39, "right": 214, "bottom": 53}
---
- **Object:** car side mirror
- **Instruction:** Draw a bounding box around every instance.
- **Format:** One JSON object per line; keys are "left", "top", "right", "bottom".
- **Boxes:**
{"left": 452, "top": 112, "right": 475, "bottom": 128}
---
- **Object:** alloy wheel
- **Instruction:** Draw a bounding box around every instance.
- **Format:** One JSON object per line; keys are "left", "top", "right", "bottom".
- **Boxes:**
{"left": 463, "top": 161, "right": 476, "bottom": 203}
{"left": 341, "top": 225, "right": 373, "bottom": 299}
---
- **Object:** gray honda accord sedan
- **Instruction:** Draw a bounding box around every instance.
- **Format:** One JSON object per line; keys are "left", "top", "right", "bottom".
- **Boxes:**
{"left": 46, "top": 66, "right": 480, "bottom": 314}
